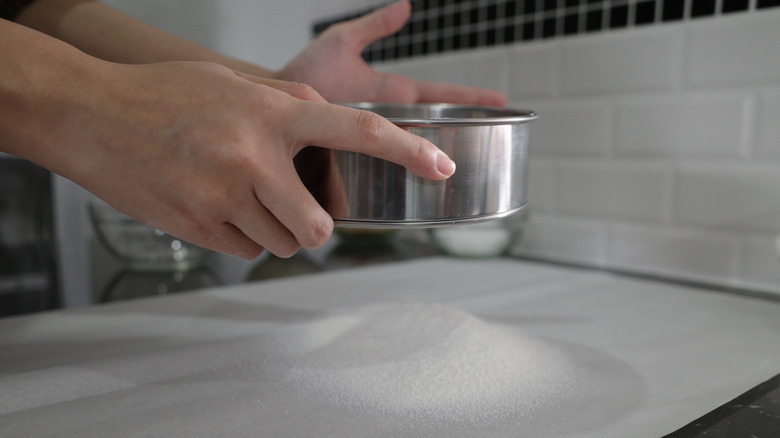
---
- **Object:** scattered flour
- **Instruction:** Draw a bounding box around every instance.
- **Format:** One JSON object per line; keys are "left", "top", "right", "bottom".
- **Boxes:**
{"left": 271, "top": 302, "right": 583, "bottom": 424}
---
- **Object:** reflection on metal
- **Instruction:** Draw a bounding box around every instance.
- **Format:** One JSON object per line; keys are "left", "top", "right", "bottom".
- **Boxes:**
{"left": 300, "top": 104, "right": 536, "bottom": 229}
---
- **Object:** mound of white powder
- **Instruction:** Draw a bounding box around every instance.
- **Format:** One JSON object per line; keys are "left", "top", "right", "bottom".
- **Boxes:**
{"left": 272, "top": 302, "right": 583, "bottom": 424}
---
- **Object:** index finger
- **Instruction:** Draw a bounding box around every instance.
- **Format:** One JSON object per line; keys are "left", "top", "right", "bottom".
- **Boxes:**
{"left": 335, "top": 1, "right": 411, "bottom": 52}
{"left": 290, "top": 102, "right": 455, "bottom": 180}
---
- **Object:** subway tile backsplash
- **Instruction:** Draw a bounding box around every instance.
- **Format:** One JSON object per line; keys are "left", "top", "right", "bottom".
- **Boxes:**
{"left": 614, "top": 92, "right": 749, "bottom": 159}
{"left": 685, "top": 10, "right": 780, "bottom": 86}
{"left": 313, "top": 4, "right": 780, "bottom": 295}
{"left": 560, "top": 25, "right": 682, "bottom": 94}
{"left": 526, "top": 98, "right": 613, "bottom": 156}
{"left": 674, "top": 164, "right": 780, "bottom": 234}
{"left": 756, "top": 90, "right": 780, "bottom": 160}
{"left": 555, "top": 160, "right": 673, "bottom": 222}
{"left": 313, "top": 0, "right": 780, "bottom": 63}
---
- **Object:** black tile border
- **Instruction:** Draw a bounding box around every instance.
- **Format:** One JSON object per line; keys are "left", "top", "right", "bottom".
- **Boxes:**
{"left": 312, "top": 0, "right": 780, "bottom": 63}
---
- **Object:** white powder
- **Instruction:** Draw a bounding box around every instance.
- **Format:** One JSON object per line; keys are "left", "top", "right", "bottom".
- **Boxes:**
{"left": 272, "top": 302, "right": 582, "bottom": 424}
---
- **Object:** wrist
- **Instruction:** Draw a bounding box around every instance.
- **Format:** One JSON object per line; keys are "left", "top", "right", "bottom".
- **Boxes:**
{"left": 0, "top": 19, "right": 109, "bottom": 175}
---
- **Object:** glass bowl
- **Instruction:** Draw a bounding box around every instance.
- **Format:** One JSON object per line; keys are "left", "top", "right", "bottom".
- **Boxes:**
{"left": 427, "top": 210, "right": 527, "bottom": 259}
{"left": 88, "top": 198, "right": 213, "bottom": 272}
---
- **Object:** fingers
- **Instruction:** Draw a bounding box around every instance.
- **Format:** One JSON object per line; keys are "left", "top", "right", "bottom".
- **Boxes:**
{"left": 188, "top": 187, "right": 316, "bottom": 259}
{"left": 177, "top": 184, "right": 317, "bottom": 259}
{"left": 173, "top": 219, "right": 266, "bottom": 261}
{"left": 336, "top": 0, "right": 411, "bottom": 52}
{"left": 206, "top": 223, "right": 266, "bottom": 260}
{"left": 253, "top": 160, "right": 335, "bottom": 252}
{"left": 228, "top": 196, "right": 305, "bottom": 258}
{"left": 412, "top": 77, "right": 509, "bottom": 107}
{"left": 291, "top": 102, "right": 456, "bottom": 181}
{"left": 371, "top": 72, "right": 508, "bottom": 107}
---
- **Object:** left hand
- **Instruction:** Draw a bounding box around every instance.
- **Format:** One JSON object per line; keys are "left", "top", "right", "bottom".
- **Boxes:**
{"left": 278, "top": 0, "right": 507, "bottom": 106}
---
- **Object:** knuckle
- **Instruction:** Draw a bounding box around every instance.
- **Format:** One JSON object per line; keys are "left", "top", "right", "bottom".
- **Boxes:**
{"left": 356, "top": 110, "right": 385, "bottom": 144}
{"left": 377, "top": 12, "right": 395, "bottom": 36}
{"left": 301, "top": 212, "right": 334, "bottom": 249}
{"left": 247, "top": 85, "right": 293, "bottom": 117}
{"left": 412, "top": 137, "right": 430, "bottom": 164}
{"left": 323, "top": 22, "right": 350, "bottom": 43}
{"left": 294, "top": 82, "right": 321, "bottom": 101}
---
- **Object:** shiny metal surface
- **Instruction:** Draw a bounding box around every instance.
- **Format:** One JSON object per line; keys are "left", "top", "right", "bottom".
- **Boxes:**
{"left": 301, "top": 104, "right": 537, "bottom": 228}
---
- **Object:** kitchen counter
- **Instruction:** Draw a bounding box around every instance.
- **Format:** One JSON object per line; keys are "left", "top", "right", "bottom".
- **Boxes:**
{"left": 1, "top": 258, "right": 779, "bottom": 437}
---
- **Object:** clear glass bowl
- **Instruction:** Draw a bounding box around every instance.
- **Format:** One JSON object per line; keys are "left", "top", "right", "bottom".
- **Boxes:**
{"left": 427, "top": 210, "right": 527, "bottom": 259}
{"left": 88, "top": 198, "right": 213, "bottom": 272}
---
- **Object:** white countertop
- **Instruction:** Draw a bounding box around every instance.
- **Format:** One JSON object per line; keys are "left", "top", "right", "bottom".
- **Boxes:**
{"left": 1, "top": 258, "right": 779, "bottom": 437}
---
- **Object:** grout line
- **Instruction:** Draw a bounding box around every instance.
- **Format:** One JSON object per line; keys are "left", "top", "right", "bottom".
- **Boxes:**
{"left": 550, "top": 39, "right": 563, "bottom": 98}
{"left": 655, "top": 0, "right": 664, "bottom": 22}
{"left": 741, "top": 92, "right": 757, "bottom": 162}
{"left": 664, "top": 162, "right": 678, "bottom": 226}
{"left": 549, "top": 158, "right": 560, "bottom": 216}
{"left": 672, "top": 17, "right": 687, "bottom": 92}
{"left": 606, "top": 96, "right": 618, "bottom": 159}
{"left": 667, "top": 160, "right": 681, "bottom": 229}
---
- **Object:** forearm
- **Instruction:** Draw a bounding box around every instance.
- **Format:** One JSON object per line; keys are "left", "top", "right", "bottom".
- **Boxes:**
{"left": 14, "top": 0, "right": 277, "bottom": 78}
{"left": 0, "top": 18, "right": 102, "bottom": 172}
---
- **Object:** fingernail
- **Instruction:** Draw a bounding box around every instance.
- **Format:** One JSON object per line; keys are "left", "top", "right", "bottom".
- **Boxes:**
{"left": 436, "top": 152, "right": 456, "bottom": 177}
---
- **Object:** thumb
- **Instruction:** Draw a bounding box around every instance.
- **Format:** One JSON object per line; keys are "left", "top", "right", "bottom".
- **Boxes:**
{"left": 338, "top": 0, "right": 411, "bottom": 52}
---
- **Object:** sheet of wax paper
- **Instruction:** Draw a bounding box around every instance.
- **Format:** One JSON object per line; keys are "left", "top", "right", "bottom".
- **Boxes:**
{"left": 1, "top": 258, "right": 779, "bottom": 437}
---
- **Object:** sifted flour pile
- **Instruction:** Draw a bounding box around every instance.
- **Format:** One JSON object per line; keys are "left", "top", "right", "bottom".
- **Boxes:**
{"left": 272, "top": 302, "right": 583, "bottom": 424}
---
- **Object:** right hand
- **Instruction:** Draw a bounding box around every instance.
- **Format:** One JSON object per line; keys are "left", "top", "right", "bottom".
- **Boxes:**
{"left": 58, "top": 61, "right": 455, "bottom": 259}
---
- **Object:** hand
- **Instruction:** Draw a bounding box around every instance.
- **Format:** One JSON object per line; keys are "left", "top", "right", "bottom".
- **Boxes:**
{"left": 278, "top": 0, "right": 507, "bottom": 106}
{"left": 57, "top": 61, "right": 456, "bottom": 259}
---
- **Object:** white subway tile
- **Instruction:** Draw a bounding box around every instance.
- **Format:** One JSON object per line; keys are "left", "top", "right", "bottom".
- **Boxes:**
{"left": 608, "top": 223, "right": 742, "bottom": 285}
{"left": 615, "top": 92, "right": 748, "bottom": 159}
{"left": 740, "top": 234, "right": 780, "bottom": 295}
{"left": 517, "top": 99, "right": 613, "bottom": 157}
{"left": 508, "top": 41, "right": 559, "bottom": 99}
{"left": 526, "top": 158, "right": 555, "bottom": 214}
{"left": 556, "top": 160, "right": 672, "bottom": 222}
{"left": 686, "top": 9, "right": 780, "bottom": 87}
{"left": 461, "top": 47, "right": 509, "bottom": 96}
{"left": 675, "top": 163, "right": 780, "bottom": 234}
{"left": 512, "top": 213, "right": 607, "bottom": 266}
{"left": 561, "top": 26, "right": 682, "bottom": 95}
{"left": 755, "top": 89, "right": 780, "bottom": 160}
